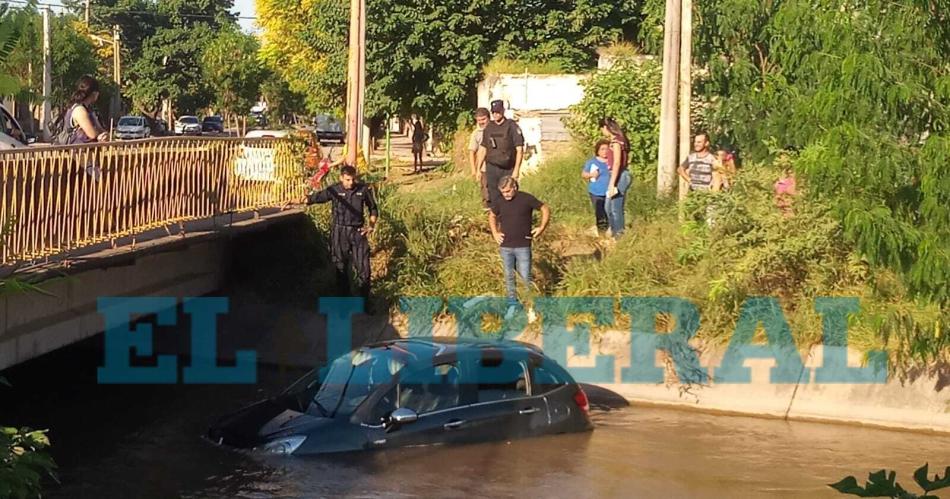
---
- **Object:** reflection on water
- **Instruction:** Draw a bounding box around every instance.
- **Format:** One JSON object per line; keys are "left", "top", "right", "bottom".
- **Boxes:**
{"left": 3, "top": 339, "right": 948, "bottom": 498}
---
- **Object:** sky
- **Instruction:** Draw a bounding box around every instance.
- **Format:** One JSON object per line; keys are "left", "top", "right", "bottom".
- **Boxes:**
{"left": 232, "top": 0, "right": 259, "bottom": 33}
{"left": 40, "top": 0, "right": 260, "bottom": 34}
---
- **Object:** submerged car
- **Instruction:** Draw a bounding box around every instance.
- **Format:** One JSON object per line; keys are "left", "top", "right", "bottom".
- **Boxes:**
{"left": 207, "top": 338, "right": 593, "bottom": 456}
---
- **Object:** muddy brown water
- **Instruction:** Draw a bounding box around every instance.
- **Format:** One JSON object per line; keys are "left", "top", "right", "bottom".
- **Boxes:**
{"left": 2, "top": 312, "right": 948, "bottom": 499}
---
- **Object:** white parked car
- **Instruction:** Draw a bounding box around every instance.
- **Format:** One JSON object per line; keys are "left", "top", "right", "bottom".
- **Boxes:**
{"left": 0, "top": 104, "right": 29, "bottom": 150}
{"left": 115, "top": 115, "right": 151, "bottom": 140}
{"left": 174, "top": 115, "right": 202, "bottom": 135}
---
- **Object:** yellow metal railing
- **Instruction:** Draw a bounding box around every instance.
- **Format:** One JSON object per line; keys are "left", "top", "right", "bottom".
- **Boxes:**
{"left": 0, "top": 137, "right": 307, "bottom": 266}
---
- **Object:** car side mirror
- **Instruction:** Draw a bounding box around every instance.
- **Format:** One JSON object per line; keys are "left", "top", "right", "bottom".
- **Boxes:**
{"left": 389, "top": 408, "right": 418, "bottom": 426}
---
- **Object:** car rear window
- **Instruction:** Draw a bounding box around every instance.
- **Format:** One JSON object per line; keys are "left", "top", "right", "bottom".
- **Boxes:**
{"left": 530, "top": 365, "right": 569, "bottom": 395}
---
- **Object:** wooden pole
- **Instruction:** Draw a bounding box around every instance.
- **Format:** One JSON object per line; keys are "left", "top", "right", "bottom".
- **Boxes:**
{"left": 345, "top": 0, "right": 363, "bottom": 167}
{"left": 113, "top": 25, "right": 121, "bottom": 119}
{"left": 678, "top": 0, "right": 692, "bottom": 201}
{"left": 656, "top": 0, "right": 681, "bottom": 197}
{"left": 41, "top": 8, "right": 52, "bottom": 142}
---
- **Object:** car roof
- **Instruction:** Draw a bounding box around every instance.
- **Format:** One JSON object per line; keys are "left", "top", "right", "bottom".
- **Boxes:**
{"left": 364, "top": 337, "right": 545, "bottom": 362}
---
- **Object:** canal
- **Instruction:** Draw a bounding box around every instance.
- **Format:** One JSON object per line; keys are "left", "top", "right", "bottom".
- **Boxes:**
{"left": 2, "top": 311, "right": 948, "bottom": 498}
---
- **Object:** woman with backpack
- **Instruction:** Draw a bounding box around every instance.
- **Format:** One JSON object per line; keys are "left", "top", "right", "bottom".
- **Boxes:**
{"left": 56, "top": 75, "right": 109, "bottom": 144}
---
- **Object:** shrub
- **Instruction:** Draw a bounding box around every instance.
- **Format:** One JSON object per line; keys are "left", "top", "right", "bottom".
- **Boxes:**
{"left": 564, "top": 60, "right": 662, "bottom": 179}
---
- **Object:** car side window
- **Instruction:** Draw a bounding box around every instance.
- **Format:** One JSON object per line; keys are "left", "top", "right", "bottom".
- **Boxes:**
{"left": 476, "top": 359, "right": 529, "bottom": 403}
{"left": 398, "top": 363, "right": 461, "bottom": 414}
{"left": 530, "top": 364, "right": 569, "bottom": 395}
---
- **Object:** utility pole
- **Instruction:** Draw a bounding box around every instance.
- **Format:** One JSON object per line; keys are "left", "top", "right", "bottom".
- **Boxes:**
{"left": 677, "top": 0, "right": 692, "bottom": 201}
{"left": 41, "top": 8, "right": 52, "bottom": 142}
{"left": 344, "top": 0, "right": 365, "bottom": 167}
{"left": 656, "top": 0, "right": 681, "bottom": 197}
{"left": 358, "top": 0, "right": 368, "bottom": 167}
{"left": 85, "top": 0, "right": 90, "bottom": 25}
{"left": 112, "top": 25, "right": 121, "bottom": 119}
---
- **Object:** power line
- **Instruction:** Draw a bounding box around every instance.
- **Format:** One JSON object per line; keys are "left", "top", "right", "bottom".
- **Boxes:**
{"left": 1, "top": 0, "right": 258, "bottom": 20}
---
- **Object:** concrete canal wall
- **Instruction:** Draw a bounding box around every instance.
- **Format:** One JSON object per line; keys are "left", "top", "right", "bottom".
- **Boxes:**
{"left": 513, "top": 329, "right": 950, "bottom": 434}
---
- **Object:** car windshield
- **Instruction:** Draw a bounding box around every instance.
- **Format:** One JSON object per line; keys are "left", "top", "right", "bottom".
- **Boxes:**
{"left": 118, "top": 117, "right": 143, "bottom": 127}
{"left": 180, "top": 116, "right": 198, "bottom": 124}
{"left": 308, "top": 348, "right": 408, "bottom": 418}
{"left": 203, "top": 117, "right": 221, "bottom": 123}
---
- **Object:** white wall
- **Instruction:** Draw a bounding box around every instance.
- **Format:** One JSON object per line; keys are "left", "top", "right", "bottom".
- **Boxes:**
{"left": 477, "top": 74, "right": 589, "bottom": 112}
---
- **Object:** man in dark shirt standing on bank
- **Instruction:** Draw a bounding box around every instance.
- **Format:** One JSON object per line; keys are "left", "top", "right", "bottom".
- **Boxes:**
{"left": 300, "top": 165, "right": 379, "bottom": 301}
{"left": 476, "top": 100, "right": 525, "bottom": 206}
{"left": 489, "top": 176, "right": 550, "bottom": 319}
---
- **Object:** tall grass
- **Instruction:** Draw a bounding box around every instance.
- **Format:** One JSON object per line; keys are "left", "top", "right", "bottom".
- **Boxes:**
{"left": 310, "top": 145, "right": 947, "bottom": 373}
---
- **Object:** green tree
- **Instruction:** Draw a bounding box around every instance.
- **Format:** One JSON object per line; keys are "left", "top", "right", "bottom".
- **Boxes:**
{"left": 201, "top": 28, "right": 265, "bottom": 117}
{"left": 565, "top": 59, "right": 662, "bottom": 178}
{"left": 259, "top": 0, "right": 646, "bottom": 132}
{"left": 693, "top": 0, "right": 949, "bottom": 301}
{"left": 125, "top": 0, "right": 236, "bottom": 115}
{"left": 8, "top": 14, "right": 99, "bottom": 108}
{"left": 259, "top": 71, "right": 306, "bottom": 124}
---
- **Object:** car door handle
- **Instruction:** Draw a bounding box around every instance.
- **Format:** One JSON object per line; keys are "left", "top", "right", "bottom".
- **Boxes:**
{"left": 443, "top": 420, "right": 466, "bottom": 430}
{"left": 519, "top": 407, "right": 540, "bottom": 415}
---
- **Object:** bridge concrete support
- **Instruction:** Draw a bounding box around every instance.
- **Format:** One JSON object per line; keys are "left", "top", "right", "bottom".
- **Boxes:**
{"left": 0, "top": 210, "right": 305, "bottom": 371}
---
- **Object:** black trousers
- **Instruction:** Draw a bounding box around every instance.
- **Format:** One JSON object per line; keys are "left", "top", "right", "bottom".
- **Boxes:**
{"left": 589, "top": 193, "right": 608, "bottom": 233}
{"left": 330, "top": 224, "right": 371, "bottom": 298}
{"left": 485, "top": 163, "right": 513, "bottom": 206}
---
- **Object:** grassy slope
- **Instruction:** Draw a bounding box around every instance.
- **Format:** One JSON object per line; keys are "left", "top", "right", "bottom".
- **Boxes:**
{"left": 338, "top": 146, "right": 947, "bottom": 373}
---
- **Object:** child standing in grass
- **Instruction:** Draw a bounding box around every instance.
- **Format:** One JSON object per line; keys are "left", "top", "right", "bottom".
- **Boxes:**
{"left": 582, "top": 140, "right": 611, "bottom": 236}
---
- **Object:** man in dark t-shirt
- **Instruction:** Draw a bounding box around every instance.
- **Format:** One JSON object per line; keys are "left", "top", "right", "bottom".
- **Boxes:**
{"left": 488, "top": 176, "right": 550, "bottom": 317}
{"left": 476, "top": 100, "right": 525, "bottom": 206}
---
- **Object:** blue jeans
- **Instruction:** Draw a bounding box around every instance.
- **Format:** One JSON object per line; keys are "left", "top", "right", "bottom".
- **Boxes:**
{"left": 500, "top": 246, "right": 531, "bottom": 305}
{"left": 605, "top": 169, "right": 632, "bottom": 237}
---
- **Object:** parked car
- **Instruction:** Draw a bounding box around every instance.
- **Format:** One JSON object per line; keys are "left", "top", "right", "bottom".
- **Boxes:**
{"left": 202, "top": 116, "right": 224, "bottom": 133}
{"left": 314, "top": 114, "right": 344, "bottom": 144}
{"left": 0, "top": 104, "right": 30, "bottom": 149}
{"left": 174, "top": 115, "right": 201, "bottom": 135}
{"left": 207, "top": 337, "right": 593, "bottom": 456}
{"left": 114, "top": 115, "right": 150, "bottom": 140}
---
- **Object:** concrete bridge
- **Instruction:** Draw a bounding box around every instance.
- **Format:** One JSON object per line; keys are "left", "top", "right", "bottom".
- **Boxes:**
{"left": 0, "top": 137, "right": 309, "bottom": 370}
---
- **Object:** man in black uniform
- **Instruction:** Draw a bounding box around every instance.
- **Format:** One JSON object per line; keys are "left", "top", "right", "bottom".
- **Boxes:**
{"left": 301, "top": 165, "right": 379, "bottom": 300}
{"left": 475, "top": 100, "right": 525, "bottom": 206}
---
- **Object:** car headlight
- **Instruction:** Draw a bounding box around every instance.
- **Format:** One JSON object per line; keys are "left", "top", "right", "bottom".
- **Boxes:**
{"left": 262, "top": 435, "right": 306, "bottom": 455}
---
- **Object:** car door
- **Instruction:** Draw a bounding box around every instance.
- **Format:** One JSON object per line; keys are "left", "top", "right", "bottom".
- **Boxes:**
{"left": 440, "top": 356, "right": 548, "bottom": 444}
{"left": 364, "top": 362, "right": 467, "bottom": 449}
